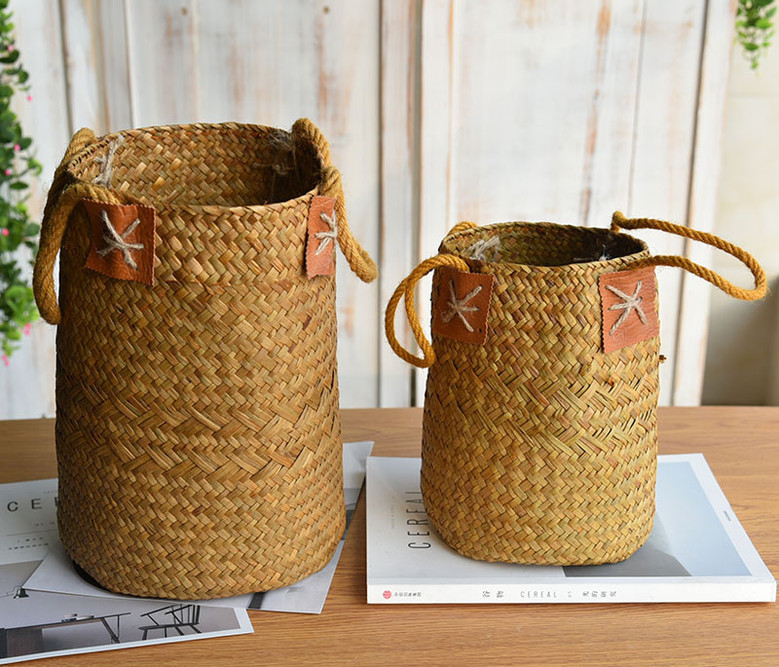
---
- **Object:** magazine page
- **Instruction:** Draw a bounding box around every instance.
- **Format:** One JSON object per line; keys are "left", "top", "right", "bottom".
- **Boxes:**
{"left": 24, "top": 441, "right": 373, "bottom": 614}
{"left": 366, "top": 454, "right": 776, "bottom": 604}
{"left": 0, "top": 480, "right": 252, "bottom": 665}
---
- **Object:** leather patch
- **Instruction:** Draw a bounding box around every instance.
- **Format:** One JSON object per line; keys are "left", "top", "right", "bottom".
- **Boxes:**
{"left": 432, "top": 267, "right": 494, "bottom": 345}
{"left": 306, "top": 195, "right": 337, "bottom": 278}
{"left": 599, "top": 266, "right": 659, "bottom": 353}
{"left": 84, "top": 200, "right": 156, "bottom": 286}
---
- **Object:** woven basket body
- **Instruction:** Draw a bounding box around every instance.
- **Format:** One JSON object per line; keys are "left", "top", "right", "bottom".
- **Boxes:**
{"left": 423, "top": 222, "right": 660, "bottom": 565}
{"left": 39, "top": 122, "right": 369, "bottom": 598}
{"left": 386, "top": 215, "right": 764, "bottom": 567}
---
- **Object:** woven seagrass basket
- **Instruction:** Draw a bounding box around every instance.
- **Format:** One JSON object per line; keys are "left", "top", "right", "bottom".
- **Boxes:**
{"left": 33, "top": 118, "right": 377, "bottom": 599}
{"left": 386, "top": 215, "right": 764, "bottom": 566}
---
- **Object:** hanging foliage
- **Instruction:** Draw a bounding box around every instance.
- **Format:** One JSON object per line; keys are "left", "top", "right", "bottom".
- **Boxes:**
{"left": 737, "top": 0, "right": 776, "bottom": 70}
{"left": 0, "top": 0, "right": 42, "bottom": 362}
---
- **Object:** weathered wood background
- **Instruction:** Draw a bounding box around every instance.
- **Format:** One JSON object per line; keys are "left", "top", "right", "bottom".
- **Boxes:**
{"left": 1, "top": 0, "right": 734, "bottom": 419}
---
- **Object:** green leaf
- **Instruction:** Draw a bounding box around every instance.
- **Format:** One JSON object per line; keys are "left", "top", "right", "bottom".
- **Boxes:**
{"left": 744, "top": 41, "right": 761, "bottom": 50}
{"left": 23, "top": 223, "right": 39, "bottom": 236}
{"left": 0, "top": 49, "right": 19, "bottom": 64}
{"left": 4, "top": 284, "right": 29, "bottom": 301}
{"left": 18, "top": 136, "right": 31, "bottom": 150}
{"left": 756, "top": 18, "right": 774, "bottom": 28}
{"left": 9, "top": 181, "right": 27, "bottom": 190}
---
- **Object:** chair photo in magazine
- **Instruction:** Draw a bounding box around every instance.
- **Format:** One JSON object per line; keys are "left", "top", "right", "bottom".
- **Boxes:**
{"left": 137, "top": 604, "right": 202, "bottom": 640}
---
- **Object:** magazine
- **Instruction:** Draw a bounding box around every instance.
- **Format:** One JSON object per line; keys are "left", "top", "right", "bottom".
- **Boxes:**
{"left": 24, "top": 441, "right": 373, "bottom": 615}
{"left": 0, "top": 479, "right": 252, "bottom": 665}
{"left": 366, "top": 454, "right": 776, "bottom": 604}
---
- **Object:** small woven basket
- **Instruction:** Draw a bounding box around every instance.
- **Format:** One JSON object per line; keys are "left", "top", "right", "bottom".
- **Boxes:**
{"left": 33, "top": 118, "right": 377, "bottom": 599}
{"left": 386, "top": 215, "right": 764, "bottom": 566}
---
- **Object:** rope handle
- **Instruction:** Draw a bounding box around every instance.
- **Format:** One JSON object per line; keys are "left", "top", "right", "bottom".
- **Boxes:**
{"left": 33, "top": 128, "right": 124, "bottom": 325}
{"left": 611, "top": 211, "right": 767, "bottom": 301}
{"left": 385, "top": 214, "right": 766, "bottom": 370}
{"left": 384, "top": 221, "right": 479, "bottom": 369}
{"left": 291, "top": 118, "right": 378, "bottom": 283}
{"left": 34, "top": 120, "right": 378, "bottom": 325}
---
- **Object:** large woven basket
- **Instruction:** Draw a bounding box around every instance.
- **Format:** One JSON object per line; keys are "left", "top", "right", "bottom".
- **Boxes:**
{"left": 33, "top": 118, "right": 377, "bottom": 599}
{"left": 386, "top": 215, "right": 764, "bottom": 565}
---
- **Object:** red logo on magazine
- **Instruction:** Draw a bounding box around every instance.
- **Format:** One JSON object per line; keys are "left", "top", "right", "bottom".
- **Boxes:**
{"left": 382, "top": 590, "right": 392, "bottom": 599}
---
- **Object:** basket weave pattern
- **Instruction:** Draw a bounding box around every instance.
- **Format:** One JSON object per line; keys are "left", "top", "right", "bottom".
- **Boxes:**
{"left": 44, "top": 123, "right": 355, "bottom": 598}
{"left": 422, "top": 223, "right": 660, "bottom": 565}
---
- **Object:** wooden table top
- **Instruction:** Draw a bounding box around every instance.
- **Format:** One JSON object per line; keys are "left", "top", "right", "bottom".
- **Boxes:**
{"left": 1, "top": 407, "right": 777, "bottom": 666}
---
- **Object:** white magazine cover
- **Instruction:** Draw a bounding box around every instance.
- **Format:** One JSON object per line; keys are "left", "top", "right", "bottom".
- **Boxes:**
{"left": 0, "top": 479, "right": 252, "bottom": 665}
{"left": 23, "top": 441, "right": 373, "bottom": 615}
{"left": 366, "top": 454, "right": 777, "bottom": 604}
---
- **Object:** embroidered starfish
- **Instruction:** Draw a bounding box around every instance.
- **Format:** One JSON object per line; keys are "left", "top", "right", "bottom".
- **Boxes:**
{"left": 606, "top": 280, "right": 647, "bottom": 336}
{"left": 466, "top": 236, "right": 501, "bottom": 262}
{"left": 97, "top": 210, "right": 145, "bottom": 270}
{"left": 315, "top": 211, "right": 338, "bottom": 255}
{"left": 442, "top": 280, "right": 482, "bottom": 333}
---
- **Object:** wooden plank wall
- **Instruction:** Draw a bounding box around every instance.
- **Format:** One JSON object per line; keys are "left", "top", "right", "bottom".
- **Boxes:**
{"left": 1, "top": 0, "right": 732, "bottom": 419}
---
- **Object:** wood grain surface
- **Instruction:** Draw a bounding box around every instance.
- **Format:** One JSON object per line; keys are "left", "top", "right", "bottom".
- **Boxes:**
{"left": 0, "top": 407, "right": 776, "bottom": 665}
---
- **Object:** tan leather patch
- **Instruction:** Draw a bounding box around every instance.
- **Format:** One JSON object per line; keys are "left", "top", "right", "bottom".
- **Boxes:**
{"left": 432, "top": 267, "right": 494, "bottom": 345}
{"left": 599, "top": 266, "right": 659, "bottom": 353}
{"left": 84, "top": 200, "right": 156, "bottom": 286}
{"left": 306, "top": 195, "right": 337, "bottom": 278}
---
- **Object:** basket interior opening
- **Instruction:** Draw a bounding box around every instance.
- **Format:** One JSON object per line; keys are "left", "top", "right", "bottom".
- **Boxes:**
{"left": 69, "top": 125, "right": 322, "bottom": 207}
{"left": 446, "top": 223, "right": 646, "bottom": 266}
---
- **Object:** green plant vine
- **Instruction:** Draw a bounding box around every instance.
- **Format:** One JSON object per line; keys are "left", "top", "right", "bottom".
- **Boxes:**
{"left": 737, "top": 0, "right": 776, "bottom": 70}
{"left": 0, "top": 0, "right": 42, "bottom": 363}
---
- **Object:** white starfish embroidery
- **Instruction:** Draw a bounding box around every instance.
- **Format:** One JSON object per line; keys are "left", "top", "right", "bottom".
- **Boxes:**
{"left": 97, "top": 210, "right": 145, "bottom": 270}
{"left": 606, "top": 280, "right": 647, "bottom": 336}
{"left": 315, "top": 211, "right": 338, "bottom": 255}
{"left": 442, "top": 280, "right": 482, "bottom": 333}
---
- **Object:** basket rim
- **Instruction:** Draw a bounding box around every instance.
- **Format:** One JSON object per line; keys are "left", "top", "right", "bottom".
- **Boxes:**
{"left": 439, "top": 219, "right": 652, "bottom": 274}
{"left": 65, "top": 122, "right": 322, "bottom": 214}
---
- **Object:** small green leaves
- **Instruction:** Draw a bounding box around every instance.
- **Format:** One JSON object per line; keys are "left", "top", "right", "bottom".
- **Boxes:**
{"left": 0, "top": 6, "right": 40, "bottom": 361}
{"left": 737, "top": 0, "right": 776, "bottom": 70}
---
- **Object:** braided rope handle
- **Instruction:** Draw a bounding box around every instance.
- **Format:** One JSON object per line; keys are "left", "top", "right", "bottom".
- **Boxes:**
{"left": 385, "top": 254, "right": 472, "bottom": 368}
{"left": 34, "top": 120, "right": 378, "bottom": 326}
{"left": 292, "top": 118, "right": 378, "bottom": 283}
{"left": 611, "top": 211, "right": 767, "bottom": 301}
{"left": 34, "top": 128, "right": 124, "bottom": 325}
{"left": 385, "top": 214, "right": 767, "bottom": 369}
{"left": 384, "top": 222, "right": 478, "bottom": 369}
